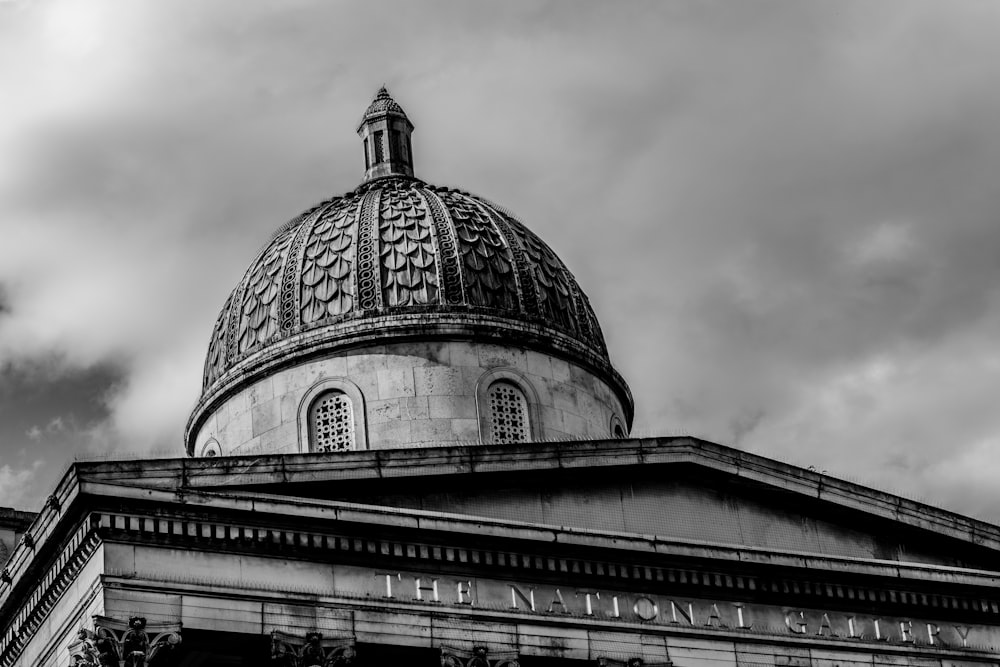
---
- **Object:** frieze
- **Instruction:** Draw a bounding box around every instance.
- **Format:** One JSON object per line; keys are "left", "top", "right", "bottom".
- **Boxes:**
{"left": 87, "top": 509, "right": 1000, "bottom": 625}
{"left": 352, "top": 567, "right": 1000, "bottom": 651}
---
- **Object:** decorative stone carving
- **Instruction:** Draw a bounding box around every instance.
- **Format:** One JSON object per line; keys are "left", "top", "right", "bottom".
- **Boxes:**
{"left": 281, "top": 203, "right": 333, "bottom": 332}
{"left": 236, "top": 227, "right": 296, "bottom": 355}
{"left": 437, "top": 190, "right": 518, "bottom": 311}
{"left": 440, "top": 646, "right": 519, "bottom": 667}
{"left": 271, "top": 631, "right": 355, "bottom": 667}
{"left": 378, "top": 181, "right": 438, "bottom": 307}
{"left": 502, "top": 219, "right": 577, "bottom": 332}
{"left": 300, "top": 195, "right": 362, "bottom": 325}
{"left": 354, "top": 189, "right": 381, "bottom": 312}
{"left": 203, "top": 292, "right": 232, "bottom": 387}
{"left": 68, "top": 616, "right": 181, "bottom": 667}
{"left": 421, "top": 187, "right": 464, "bottom": 305}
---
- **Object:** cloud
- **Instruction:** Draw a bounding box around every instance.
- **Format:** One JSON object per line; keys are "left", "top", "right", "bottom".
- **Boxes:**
{"left": 2, "top": 0, "right": 1000, "bottom": 520}
{"left": 0, "top": 461, "right": 43, "bottom": 508}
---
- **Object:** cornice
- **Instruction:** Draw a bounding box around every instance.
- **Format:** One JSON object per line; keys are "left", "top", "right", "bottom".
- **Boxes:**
{"left": 76, "top": 495, "right": 1000, "bottom": 613}
{"left": 73, "top": 438, "right": 1000, "bottom": 556}
{"left": 0, "top": 517, "right": 99, "bottom": 667}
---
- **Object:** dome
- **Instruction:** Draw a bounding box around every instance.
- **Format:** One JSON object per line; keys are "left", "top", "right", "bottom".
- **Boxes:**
{"left": 185, "top": 89, "right": 632, "bottom": 455}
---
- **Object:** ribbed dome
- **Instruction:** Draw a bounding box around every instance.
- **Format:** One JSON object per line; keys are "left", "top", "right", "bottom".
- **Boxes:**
{"left": 198, "top": 174, "right": 627, "bottom": 386}
{"left": 186, "top": 89, "right": 632, "bottom": 452}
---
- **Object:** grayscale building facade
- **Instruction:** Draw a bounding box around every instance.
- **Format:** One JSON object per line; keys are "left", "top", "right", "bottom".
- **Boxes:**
{"left": 2, "top": 89, "right": 1000, "bottom": 667}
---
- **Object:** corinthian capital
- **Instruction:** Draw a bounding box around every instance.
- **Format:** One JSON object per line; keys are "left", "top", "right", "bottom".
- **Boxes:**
{"left": 68, "top": 615, "right": 181, "bottom": 667}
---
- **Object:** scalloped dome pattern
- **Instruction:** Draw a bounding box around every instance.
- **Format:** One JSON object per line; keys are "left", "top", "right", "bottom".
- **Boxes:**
{"left": 362, "top": 86, "right": 407, "bottom": 121}
{"left": 201, "top": 176, "right": 612, "bottom": 393}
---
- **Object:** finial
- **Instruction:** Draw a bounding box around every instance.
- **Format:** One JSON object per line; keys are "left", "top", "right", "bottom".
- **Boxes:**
{"left": 357, "top": 87, "right": 414, "bottom": 182}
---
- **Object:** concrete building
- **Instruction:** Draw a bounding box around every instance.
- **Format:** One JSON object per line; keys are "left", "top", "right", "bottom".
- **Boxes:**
{"left": 2, "top": 89, "right": 1000, "bottom": 667}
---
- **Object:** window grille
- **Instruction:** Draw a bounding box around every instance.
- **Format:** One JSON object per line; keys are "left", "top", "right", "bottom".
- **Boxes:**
{"left": 310, "top": 391, "right": 356, "bottom": 452}
{"left": 488, "top": 381, "right": 529, "bottom": 444}
{"left": 373, "top": 130, "right": 384, "bottom": 163}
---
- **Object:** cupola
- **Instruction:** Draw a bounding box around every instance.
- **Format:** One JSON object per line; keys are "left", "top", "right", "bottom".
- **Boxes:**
{"left": 357, "top": 87, "right": 414, "bottom": 181}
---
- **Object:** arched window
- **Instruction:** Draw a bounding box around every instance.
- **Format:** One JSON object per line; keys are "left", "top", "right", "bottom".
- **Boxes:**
{"left": 487, "top": 381, "right": 530, "bottom": 444}
{"left": 610, "top": 414, "right": 627, "bottom": 439}
{"left": 200, "top": 438, "right": 221, "bottom": 458}
{"left": 298, "top": 377, "right": 368, "bottom": 453}
{"left": 309, "top": 390, "right": 356, "bottom": 452}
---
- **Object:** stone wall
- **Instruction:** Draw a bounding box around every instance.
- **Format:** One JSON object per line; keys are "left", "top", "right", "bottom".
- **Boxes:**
{"left": 192, "top": 341, "right": 628, "bottom": 457}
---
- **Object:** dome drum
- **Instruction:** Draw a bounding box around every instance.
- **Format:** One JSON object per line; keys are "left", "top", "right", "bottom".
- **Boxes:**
{"left": 190, "top": 339, "right": 629, "bottom": 458}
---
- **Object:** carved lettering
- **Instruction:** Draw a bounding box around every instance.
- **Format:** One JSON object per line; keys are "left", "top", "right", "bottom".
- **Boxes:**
{"left": 632, "top": 597, "right": 659, "bottom": 621}
{"left": 509, "top": 585, "right": 535, "bottom": 611}
{"left": 547, "top": 589, "right": 568, "bottom": 614}
{"left": 705, "top": 603, "right": 725, "bottom": 627}
{"left": 817, "top": 613, "right": 837, "bottom": 637}
{"left": 732, "top": 603, "right": 752, "bottom": 629}
{"left": 609, "top": 595, "right": 621, "bottom": 618}
{"left": 413, "top": 577, "right": 439, "bottom": 602}
{"left": 669, "top": 601, "right": 695, "bottom": 625}
{"left": 377, "top": 572, "right": 401, "bottom": 598}
{"left": 785, "top": 611, "right": 807, "bottom": 634}
{"left": 347, "top": 567, "right": 992, "bottom": 649}
{"left": 576, "top": 590, "right": 600, "bottom": 616}
{"left": 456, "top": 581, "right": 473, "bottom": 605}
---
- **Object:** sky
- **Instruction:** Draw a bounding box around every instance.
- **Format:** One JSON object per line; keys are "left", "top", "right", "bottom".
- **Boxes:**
{"left": 2, "top": 1, "right": 1000, "bottom": 518}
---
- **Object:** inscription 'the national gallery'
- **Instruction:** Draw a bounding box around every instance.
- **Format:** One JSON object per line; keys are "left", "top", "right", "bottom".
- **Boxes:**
{"left": 332, "top": 566, "right": 996, "bottom": 650}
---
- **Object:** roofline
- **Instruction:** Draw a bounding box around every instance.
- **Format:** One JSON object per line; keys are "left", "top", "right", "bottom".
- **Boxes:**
{"left": 76, "top": 437, "right": 1000, "bottom": 551}
{"left": 74, "top": 479, "right": 1000, "bottom": 589}
{"left": 4, "top": 436, "right": 1000, "bottom": 616}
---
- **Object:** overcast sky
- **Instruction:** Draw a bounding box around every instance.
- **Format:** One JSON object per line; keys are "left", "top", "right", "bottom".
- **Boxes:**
{"left": 2, "top": 1, "right": 1000, "bottom": 518}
